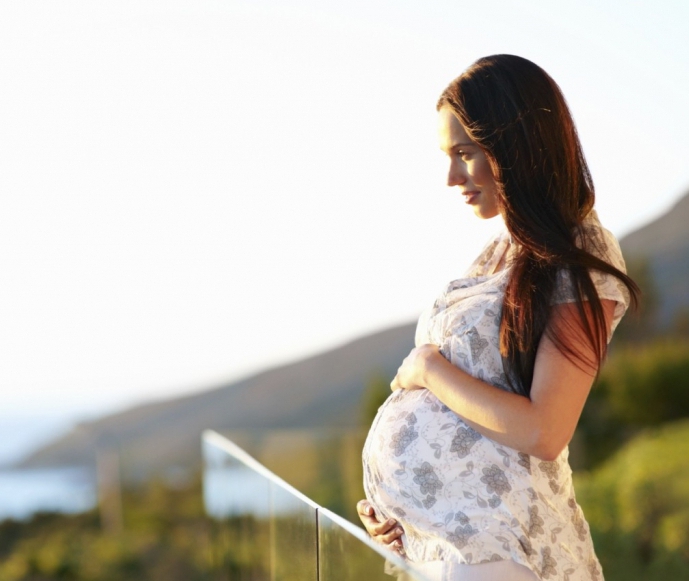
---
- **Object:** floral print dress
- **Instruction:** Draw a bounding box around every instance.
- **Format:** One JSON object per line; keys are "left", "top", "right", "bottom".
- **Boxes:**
{"left": 363, "top": 211, "right": 629, "bottom": 581}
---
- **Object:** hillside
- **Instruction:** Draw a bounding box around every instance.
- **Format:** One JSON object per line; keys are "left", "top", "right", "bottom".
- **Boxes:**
{"left": 19, "top": 322, "right": 416, "bottom": 478}
{"left": 619, "top": 189, "right": 689, "bottom": 328}
{"left": 619, "top": 191, "right": 689, "bottom": 256}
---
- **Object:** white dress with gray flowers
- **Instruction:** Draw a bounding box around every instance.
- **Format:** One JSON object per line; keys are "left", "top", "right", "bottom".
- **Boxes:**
{"left": 363, "top": 211, "right": 629, "bottom": 581}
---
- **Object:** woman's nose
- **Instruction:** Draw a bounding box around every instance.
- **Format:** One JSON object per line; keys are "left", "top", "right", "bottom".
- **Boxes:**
{"left": 447, "top": 160, "right": 467, "bottom": 187}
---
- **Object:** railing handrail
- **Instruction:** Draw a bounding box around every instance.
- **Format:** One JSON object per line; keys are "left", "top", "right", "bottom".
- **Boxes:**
{"left": 203, "top": 429, "right": 319, "bottom": 509}
{"left": 202, "top": 429, "right": 429, "bottom": 579}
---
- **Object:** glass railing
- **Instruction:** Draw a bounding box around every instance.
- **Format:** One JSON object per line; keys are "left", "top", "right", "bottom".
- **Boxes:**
{"left": 202, "top": 430, "right": 430, "bottom": 581}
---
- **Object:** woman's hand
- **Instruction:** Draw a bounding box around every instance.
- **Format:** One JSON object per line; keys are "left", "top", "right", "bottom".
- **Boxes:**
{"left": 356, "top": 500, "right": 405, "bottom": 556}
{"left": 390, "top": 344, "right": 442, "bottom": 392}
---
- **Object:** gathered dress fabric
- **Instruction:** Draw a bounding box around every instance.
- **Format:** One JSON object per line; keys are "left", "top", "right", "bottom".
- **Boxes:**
{"left": 363, "top": 211, "right": 630, "bottom": 581}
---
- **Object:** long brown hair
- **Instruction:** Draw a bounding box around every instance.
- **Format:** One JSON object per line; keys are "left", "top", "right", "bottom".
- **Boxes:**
{"left": 437, "top": 55, "right": 639, "bottom": 396}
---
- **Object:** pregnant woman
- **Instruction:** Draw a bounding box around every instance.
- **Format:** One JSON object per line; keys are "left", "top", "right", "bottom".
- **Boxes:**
{"left": 357, "top": 55, "right": 638, "bottom": 581}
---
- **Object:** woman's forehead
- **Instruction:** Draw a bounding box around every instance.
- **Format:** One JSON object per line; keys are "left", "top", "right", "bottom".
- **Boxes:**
{"left": 437, "top": 106, "right": 475, "bottom": 151}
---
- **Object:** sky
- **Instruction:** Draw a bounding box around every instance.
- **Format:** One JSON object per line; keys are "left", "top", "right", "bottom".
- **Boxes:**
{"left": 1, "top": 0, "right": 689, "bottom": 460}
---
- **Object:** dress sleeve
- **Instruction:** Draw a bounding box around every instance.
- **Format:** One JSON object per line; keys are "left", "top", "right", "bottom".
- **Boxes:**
{"left": 550, "top": 214, "right": 631, "bottom": 336}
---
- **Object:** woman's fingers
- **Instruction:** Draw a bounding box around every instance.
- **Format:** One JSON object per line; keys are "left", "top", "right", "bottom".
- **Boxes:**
{"left": 358, "top": 514, "right": 378, "bottom": 536}
{"left": 372, "top": 517, "right": 398, "bottom": 536}
{"left": 356, "top": 499, "right": 374, "bottom": 517}
{"left": 357, "top": 500, "right": 389, "bottom": 537}
{"left": 366, "top": 515, "right": 396, "bottom": 538}
{"left": 380, "top": 526, "right": 404, "bottom": 544}
{"left": 388, "top": 539, "right": 405, "bottom": 556}
{"left": 355, "top": 500, "right": 403, "bottom": 542}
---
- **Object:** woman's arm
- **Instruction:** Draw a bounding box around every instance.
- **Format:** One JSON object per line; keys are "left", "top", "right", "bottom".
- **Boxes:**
{"left": 391, "top": 300, "right": 617, "bottom": 461}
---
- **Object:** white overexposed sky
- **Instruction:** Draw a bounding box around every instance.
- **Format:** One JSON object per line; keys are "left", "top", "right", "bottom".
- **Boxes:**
{"left": 1, "top": 0, "right": 689, "bottom": 453}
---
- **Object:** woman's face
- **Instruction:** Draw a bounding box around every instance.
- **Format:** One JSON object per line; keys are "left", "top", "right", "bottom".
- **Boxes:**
{"left": 437, "top": 105, "right": 500, "bottom": 220}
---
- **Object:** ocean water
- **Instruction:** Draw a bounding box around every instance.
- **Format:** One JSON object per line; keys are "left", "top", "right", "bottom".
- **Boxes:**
{"left": 0, "top": 466, "right": 96, "bottom": 521}
{"left": 204, "top": 465, "right": 304, "bottom": 519}
{"left": 0, "top": 413, "right": 97, "bottom": 521}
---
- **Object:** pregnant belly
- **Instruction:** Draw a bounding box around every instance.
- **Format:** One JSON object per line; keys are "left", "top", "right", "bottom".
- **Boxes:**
{"left": 362, "top": 389, "right": 579, "bottom": 567}
{"left": 363, "top": 390, "right": 539, "bottom": 534}
{"left": 363, "top": 389, "right": 495, "bottom": 515}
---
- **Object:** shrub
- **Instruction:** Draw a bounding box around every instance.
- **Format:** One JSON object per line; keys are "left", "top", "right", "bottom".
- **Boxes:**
{"left": 575, "top": 419, "right": 689, "bottom": 581}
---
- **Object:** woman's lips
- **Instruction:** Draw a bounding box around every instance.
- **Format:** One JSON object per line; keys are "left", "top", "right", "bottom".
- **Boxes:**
{"left": 463, "top": 191, "right": 480, "bottom": 204}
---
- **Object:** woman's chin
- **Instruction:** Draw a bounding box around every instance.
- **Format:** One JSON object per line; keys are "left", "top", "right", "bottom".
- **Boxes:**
{"left": 472, "top": 206, "right": 500, "bottom": 220}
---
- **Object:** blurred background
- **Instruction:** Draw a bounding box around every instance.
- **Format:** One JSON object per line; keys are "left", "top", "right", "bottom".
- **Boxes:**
{"left": 1, "top": 0, "right": 688, "bottom": 579}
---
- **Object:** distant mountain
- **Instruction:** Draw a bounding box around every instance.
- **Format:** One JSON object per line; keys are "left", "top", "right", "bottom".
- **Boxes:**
{"left": 618, "top": 190, "right": 689, "bottom": 328}
{"left": 19, "top": 322, "right": 416, "bottom": 479}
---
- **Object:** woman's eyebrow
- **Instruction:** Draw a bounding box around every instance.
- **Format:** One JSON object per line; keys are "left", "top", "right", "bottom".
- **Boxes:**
{"left": 440, "top": 141, "right": 476, "bottom": 152}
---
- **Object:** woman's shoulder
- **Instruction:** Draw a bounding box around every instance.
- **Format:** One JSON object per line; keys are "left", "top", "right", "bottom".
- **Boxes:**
{"left": 553, "top": 210, "right": 631, "bottom": 329}
{"left": 575, "top": 209, "right": 626, "bottom": 270}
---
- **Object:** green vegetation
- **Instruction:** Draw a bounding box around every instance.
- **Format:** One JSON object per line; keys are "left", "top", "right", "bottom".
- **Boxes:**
{"left": 552, "top": 337, "right": 689, "bottom": 579}
{"left": 0, "top": 479, "right": 213, "bottom": 581}
{"left": 576, "top": 340, "right": 689, "bottom": 469}
{"left": 575, "top": 420, "right": 689, "bottom": 580}
{"left": 361, "top": 373, "right": 392, "bottom": 426}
